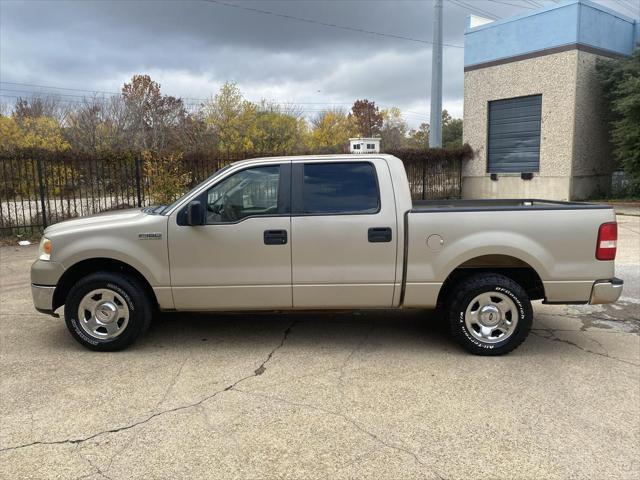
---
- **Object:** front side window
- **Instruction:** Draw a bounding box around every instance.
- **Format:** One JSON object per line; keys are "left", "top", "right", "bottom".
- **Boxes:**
{"left": 205, "top": 166, "right": 280, "bottom": 223}
{"left": 301, "top": 162, "right": 379, "bottom": 215}
{"left": 367, "top": 144, "right": 375, "bottom": 149}
{"left": 353, "top": 144, "right": 361, "bottom": 150}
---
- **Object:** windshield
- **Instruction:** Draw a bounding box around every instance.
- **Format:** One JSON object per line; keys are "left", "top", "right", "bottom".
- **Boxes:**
{"left": 161, "top": 164, "right": 234, "bottom": 214}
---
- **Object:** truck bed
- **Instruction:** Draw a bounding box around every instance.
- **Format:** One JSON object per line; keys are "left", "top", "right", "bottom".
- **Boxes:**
{"left": 402, "top": 199, "right": 616, "bottom": 308}
{"left": 411, "top": 199, "right": 611, "bottom": 212}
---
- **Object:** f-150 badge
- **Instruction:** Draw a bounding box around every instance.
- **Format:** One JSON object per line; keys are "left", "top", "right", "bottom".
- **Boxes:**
{"left": 138, "top": 232, "right": 162, "bottom": 240}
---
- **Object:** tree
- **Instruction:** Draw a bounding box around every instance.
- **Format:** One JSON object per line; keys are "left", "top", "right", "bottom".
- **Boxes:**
{"left": 442, "top": 109, "right": 463, "bottom": 148}
{"left": 13, "top": 96, "right": 66, "bottom": 123}
{"left": 379, "top": 107, "right": 408, "bottom": 150}
{"left": 0, "top": 116, "right": 23, "bottom": 149}
{"left": 174, "top": 112, "right": 215, "bottom": 152}
{"left": 404, "top": 110, "right": 462, "bottom": 149}
{"left": 143, "top": 151, "right": 192, "bottom": 205}
{"left": 251, "top": 103, "right": 307, "bottom": 154}
{"left": 64, "top": 96, "right": 131, "bottom": 152}
{"left": 65, "top": 98, "right": 106, "bottom": 152}
{"left": 121, "top": 74, "right": 187, "bottom": 151}
{"left": 308, "top": 108, "right": 356, "bottom": 153}
{"left": 349, "top": 99, "right": 383, "bottom": 137}
{"left": 202, "top": 82, "right": 257, "bottom": 154}
{"left": 407, "top": 122, "right": 429, "bottom": 148}
{"left": 0, "top": 115, "right": 70, "bottom": 151}
{"left": 0, "top": 100, "right": 9, "bottom": 116}
{"left": 597, "top": 49, "right": 640, "bottom": 191}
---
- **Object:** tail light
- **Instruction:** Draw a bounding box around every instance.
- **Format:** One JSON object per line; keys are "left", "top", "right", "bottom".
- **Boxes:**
{"left": 596, "top": 222, "right": 617, "bottom": 261}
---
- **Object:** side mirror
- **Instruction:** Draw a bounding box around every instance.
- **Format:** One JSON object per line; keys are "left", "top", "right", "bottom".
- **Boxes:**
{"left": 186, "top": 200, "right": 205, "bottom": 226}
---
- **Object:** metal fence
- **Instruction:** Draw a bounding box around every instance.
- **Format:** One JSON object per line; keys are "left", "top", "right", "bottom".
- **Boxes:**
{"left": 0, "top": 149, "right": 464, "bottom": 237}
{"left": 403, "top": 156, "right": 462, "bottom": 201}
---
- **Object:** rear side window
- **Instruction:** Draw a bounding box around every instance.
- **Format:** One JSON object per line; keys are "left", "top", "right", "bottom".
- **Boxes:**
{"left": 301, "top": 162, "right": 380, "bottom": 214}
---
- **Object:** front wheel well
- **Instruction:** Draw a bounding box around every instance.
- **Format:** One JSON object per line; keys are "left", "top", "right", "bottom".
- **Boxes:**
{"left": 53, "top": 258, "right": 158, "bottom": 311}
{"left": 437, "top": 256, "right": 545, "bottom": 307}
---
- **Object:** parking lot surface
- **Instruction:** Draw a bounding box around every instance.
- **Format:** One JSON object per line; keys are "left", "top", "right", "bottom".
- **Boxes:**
{"left": 1, "top": 215, "right": 638, "bottom": 480}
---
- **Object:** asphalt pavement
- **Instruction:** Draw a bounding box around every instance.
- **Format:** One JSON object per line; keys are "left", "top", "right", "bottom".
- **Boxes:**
{"left": 0, "top": 214, "right": 638, "bottom": 480}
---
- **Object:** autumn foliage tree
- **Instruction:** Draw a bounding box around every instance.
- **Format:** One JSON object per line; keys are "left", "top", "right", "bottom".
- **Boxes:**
{"left": 122, "top": 74, "right": 187, "bottom": 151}
{"left": 379, "top": 107, "right": 408, "bottom": 150}
{"left": 143, "top": 150, "right": 192, "bottom": 205}
{"left": 0, "top": 115, "right": 70, "bottom": 151}
{"left": 349, "top": 99, "right": 383, "bottom": 137}
{"left": 0, "top": 73, "right": 466, "bottom": 156}
{"left": 201, "top": 82, "right": 258, "bottom": 154}
{"left": 309, "top": 109, "right": 356, "bottom": 153}
{"left": 405, "top": 110, "right": 462, "bottom": 149}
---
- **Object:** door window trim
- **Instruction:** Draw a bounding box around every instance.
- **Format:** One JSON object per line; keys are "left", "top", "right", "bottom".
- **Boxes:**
{"left": 176, "top": 164, "right": 291, "bottom": 226}
{"left": 291, "top": 161, "right": 381, "bottom": 216}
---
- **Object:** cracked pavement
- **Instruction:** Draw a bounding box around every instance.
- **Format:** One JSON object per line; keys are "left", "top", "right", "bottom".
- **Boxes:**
{"left": 1, "top": 214, "right": 638, "bottom": 479}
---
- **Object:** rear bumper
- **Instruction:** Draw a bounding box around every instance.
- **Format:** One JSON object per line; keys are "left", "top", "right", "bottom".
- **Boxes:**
{"left": 31, "top": 284, "right": 57, "bottom": 316}
{"left": 589, "top": 278, "right": 623, "bottom": 305}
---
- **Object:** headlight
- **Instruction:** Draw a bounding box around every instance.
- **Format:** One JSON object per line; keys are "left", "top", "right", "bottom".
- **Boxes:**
{"left": 38, "top": 237, "right": 52, "bottom": 261}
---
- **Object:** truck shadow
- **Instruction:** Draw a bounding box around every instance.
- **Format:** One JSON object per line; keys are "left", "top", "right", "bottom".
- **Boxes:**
{"left": 140, "top": 308, "right": 458, "bottom": 354}
{"left": 45, "top": 307, "right": 572, "bottom": 356}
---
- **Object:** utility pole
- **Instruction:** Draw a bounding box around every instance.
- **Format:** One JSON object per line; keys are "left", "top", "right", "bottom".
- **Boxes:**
{"left": 429, "top": 0, "right": 443, "bottom": 148}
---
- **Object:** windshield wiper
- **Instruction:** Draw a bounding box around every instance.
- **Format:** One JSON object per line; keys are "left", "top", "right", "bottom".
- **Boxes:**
{"left": 142, "top": 205, "right": 167, "bottom": 214}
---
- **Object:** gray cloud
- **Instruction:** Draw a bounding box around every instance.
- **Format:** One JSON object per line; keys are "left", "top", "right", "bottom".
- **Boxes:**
{"left": 2, "top": 0, "right": 631, "bottom": 127}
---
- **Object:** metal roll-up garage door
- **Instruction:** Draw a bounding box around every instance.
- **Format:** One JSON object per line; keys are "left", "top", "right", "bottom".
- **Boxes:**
{"left": 488, "top": 94, "right": 542, "bottom": 173}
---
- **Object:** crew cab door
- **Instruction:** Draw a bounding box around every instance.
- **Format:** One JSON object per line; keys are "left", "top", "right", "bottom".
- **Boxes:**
{"left": 168, "top": 163, "right": 292, "bottom": 310}
{"left": 291, "top": 158, "right": 398, "bottom": 308}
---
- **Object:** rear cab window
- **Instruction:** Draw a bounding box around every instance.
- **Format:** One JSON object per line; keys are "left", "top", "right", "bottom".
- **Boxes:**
{"left": 293, "top": 162, "right": 380, "bottom": 215}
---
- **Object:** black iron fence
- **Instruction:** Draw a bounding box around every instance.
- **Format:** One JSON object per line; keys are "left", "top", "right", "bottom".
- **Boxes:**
{"left": 0, "top": 146, "right": 471, "bottom": 237}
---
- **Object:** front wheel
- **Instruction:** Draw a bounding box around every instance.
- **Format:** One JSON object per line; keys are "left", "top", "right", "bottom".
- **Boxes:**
{"left": 64, "top": 272, "right": 152, "bottom": 351}
{"left": 448, "top": 273, "right": 532, "bottom": 355}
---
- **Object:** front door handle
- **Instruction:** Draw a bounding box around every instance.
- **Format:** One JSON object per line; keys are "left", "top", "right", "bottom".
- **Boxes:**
{"left": 368, "top": 227, "right": 392, "bottom": 243}
{"left": 264, "top": 229, "right": 288, "bottom": 245}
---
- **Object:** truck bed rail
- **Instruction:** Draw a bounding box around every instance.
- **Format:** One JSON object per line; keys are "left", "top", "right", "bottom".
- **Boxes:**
{"left": 411, "top": 199, "right": 611, "bottom": 213}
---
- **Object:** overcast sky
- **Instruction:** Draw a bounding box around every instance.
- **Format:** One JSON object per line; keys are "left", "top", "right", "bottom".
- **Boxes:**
{"left": 1, "top": 0, "right": 638, "bottom": 127}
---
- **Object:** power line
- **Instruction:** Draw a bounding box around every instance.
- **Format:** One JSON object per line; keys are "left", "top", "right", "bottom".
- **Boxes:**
{"left": 200, "top": 0, "right": 464, "bottom": 48}
{"left": 0, "top": 89, "right": 431, "bottom": 118}
{"left": 609, "top": 0, "right": 640, "bottom": 17}
{"left": 620, "top": 0, "right": 639, "bottom": 8}
{"left": 0, "top": 81, "right": 416, "bottom": 108}
{"left": 485, "top": 0, "right": 535, "bottom": 9}
{"left": 448, "top": 0, "right": 501, "bottom": 20}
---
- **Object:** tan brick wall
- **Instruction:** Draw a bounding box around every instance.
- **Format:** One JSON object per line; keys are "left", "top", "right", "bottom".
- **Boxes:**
{"left": 462, "top": 50, "right": 580, "bottom": 200}
{"left": 570, "top": 50, "right": 616, "bottom": 199}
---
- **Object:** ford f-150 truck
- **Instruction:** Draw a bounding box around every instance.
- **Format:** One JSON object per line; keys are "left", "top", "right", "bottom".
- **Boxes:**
{"left": 31, "top": 154, "right": 623, "bottom": 355}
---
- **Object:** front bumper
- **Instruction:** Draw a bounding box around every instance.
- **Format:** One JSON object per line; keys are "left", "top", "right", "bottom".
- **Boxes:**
{"left": 31, "top": 284, "right": 57, "bottom": 316}
{"left": 31, "top": 259, "right": 65, "bottom": 285}
{"left": 589, "top": 278, "right": 623, "bottom": 304}
{"left": 31, "top": 259, "right": 64, "bottom": 316}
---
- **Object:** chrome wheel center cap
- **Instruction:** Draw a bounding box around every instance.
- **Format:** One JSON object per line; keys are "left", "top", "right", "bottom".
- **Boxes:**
{"left": 96, "top": 302, "right": 117, "bottom": 323}
{"left": 479, "top": 304, "right": 501, "bottom": 326}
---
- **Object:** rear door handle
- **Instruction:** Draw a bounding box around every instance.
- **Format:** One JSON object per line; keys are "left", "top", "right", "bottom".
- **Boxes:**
{"left": 264, "top": 229, "right": 288, "bottom": 245}
{"left": 368, "top": 227, "right": 392, "bottom": 243}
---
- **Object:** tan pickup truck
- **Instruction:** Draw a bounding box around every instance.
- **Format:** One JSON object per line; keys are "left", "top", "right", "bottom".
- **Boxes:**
{"left": 31, "top": 154, "right": 623, "bottom": 355}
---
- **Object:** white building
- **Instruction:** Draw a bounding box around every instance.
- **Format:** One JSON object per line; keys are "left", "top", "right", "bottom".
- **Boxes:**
{"left": 349, "top": 138, "right": 380, "bottom": 154}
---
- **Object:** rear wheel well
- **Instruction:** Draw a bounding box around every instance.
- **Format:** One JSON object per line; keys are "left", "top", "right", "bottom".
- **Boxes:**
{"left": 437, "top": 255, "right": 545, "bottom": 307}
{"left": 53, "top": 258, "right": 158, "bottom": 311}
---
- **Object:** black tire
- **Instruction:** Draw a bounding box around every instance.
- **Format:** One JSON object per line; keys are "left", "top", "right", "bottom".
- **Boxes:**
{"left": 64, "top": 271, "right": 152, "bottom": 351}
{"left": 447, "top": 273, "right": 532, "bottom": 356}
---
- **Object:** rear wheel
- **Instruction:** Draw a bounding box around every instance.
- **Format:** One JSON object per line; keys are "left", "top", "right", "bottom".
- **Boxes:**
{"left": 447, "top": 273, "right": 532, "bottom": 355}
{"left": 64, "top": 272, "right": 152, "bottom": 351}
